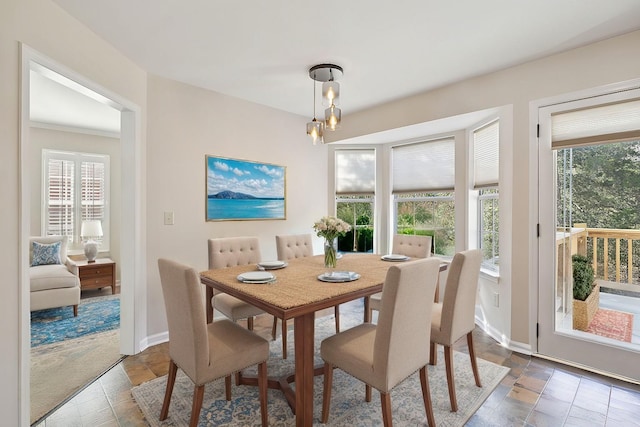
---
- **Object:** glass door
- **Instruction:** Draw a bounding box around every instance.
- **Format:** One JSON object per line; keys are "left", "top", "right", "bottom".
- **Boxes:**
{"left": 537, "top": 88, "right": 640, "bottom": 381}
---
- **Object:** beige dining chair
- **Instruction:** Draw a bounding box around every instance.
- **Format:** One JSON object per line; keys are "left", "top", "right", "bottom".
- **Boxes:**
{"left": 273, "top": 233, "right": 341, "bottom": 359}
{"left": 320, "top": 257, "right": 441, "bottom": 427}
{"left": 208, "top": 237, "right": 265, "bottom": 331}
{"left": 429, "top": 249, "right": 483, "bottom": 412}
{"left": 366, "top": 234, "right": 432, "bottom": 322}
{"left": 157, "top": 258, "right": 269, "bottom": 427}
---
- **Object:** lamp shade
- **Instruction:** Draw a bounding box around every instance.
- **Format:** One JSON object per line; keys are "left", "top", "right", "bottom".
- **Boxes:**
{"left": 81, "top": 220, "right": 103, "bottom": 238}
{"left": 322, "top": 81, "right": 340, "bottom": 106}
{"left": 325, "top": 104, "right": 341, "bottom": 131}
{"left": 307, "top": 118, "right": 324, "bottom": 144}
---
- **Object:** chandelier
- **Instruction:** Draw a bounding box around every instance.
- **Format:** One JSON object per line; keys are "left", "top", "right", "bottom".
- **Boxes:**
{"left": 306, "top": 64, "right": 343, "bottom": 144}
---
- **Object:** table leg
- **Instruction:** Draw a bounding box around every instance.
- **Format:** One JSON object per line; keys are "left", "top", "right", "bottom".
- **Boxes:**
{"left": 294, "top": 313, "right": 315, "bottom": 427}
{"left": 205, "top": 286, "right": 213, "bottom": 324}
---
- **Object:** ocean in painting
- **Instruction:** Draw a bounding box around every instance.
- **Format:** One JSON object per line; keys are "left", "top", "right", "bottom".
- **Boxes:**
{"left": 207, "top": 198, "right": 285, "bottom": 220}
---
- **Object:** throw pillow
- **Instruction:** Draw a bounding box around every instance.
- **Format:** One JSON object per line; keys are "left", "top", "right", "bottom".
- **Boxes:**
{"left": 31, "top": 241, "right": 62, "bottom": 266}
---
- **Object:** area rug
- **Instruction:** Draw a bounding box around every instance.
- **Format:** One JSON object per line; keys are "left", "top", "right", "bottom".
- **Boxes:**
{"left": 31, "top": 329, "right": 122, "bottom": 424}
{"left": 31, "top": 294, "right": 120, "bottom": 347}
{"left": 586, "top": 308, "right": 634, "bottom": 343}
{"left": 132, "top": 314, "right": 510, "bottom": 426}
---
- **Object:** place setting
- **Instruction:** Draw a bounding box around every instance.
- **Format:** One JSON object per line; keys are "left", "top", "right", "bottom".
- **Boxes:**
{"left": 236, "top": 271, "right": 277, "bottom": 284}
{"left": 256, "top": 260, "right": 288, "bottom": 270}
{"left": 317, "top": 270, "right": 361, "bottom": 283}
{"left": 381, "top": 253, "right": 410, "bottom": 262}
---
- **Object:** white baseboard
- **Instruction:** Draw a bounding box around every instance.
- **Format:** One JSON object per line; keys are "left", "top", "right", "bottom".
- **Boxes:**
{"left": 475, "top": 315, "right": 532, "bottom": 355}
{"left": 139, "top": 331, "right": 168, "bottom": 353}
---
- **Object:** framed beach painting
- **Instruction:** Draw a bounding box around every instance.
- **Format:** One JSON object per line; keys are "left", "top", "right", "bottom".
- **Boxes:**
{"left": 205, "top": 155, "right": 286, "bottom": 221}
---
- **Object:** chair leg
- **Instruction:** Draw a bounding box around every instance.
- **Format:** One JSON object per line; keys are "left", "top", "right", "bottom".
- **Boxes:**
{"left": 429, "top": 342, "right": 437, "bottom": 365}
{"left": 282, "top": 318, "right": 288, "bottom": 359}
{"left": 365, "top": 384, "right": 372, "bottom": 402}
{"left": 444, "top": 345, "right": 457, "bottom": 412}
{"left": 73, "top": 304, "right": 78, "bottom": 317}
{"left": 247, "top": 316, "right": 254, "bottom": 331}
{"left": 380, "top": 392, "right": 393, "bottom": 427}
{"left": 258, "top": 361, "right": 268, "bottom": 427}
{"left": 334, "top": 305, "right": 340, "bottom": 333}
{"left": 189, "top": 384, "right": 205, "bottom": 427}
{"left": 467, "top": 332, "right": 482, "bottom": 387}
{"left": 160, "top": 360, "right": 178, "bottom": 420}
{"left": 271, "top": 316, "right": 277, "bottom": 340}
{"left": 419, "top": 366, "right": 436, "bottom": 427}
{"left": 321, "top": 363, "right": 334, "bottom": 423}
{"left": 225, "top": 375, "right": 231, "bottom": 401}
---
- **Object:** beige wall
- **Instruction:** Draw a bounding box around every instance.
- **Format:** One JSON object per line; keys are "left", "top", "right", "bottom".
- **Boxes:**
{"left": 329, "top": 30, "right": 640, "bottom": 343}
{"left": 145, "top": 74, "right": 327, "bottom": 336}
{"left": 29, "top": 127, "right": 122, "bottom": 279}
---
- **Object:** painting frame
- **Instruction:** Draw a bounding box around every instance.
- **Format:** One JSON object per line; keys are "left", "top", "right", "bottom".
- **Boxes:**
{"left": 205, "top": 155, "right": 286, "bottom": 221}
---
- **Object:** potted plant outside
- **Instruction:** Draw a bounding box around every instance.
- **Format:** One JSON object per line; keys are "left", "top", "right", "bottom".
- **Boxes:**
{"left": 572, "top": 254, "right": 599, "bottom": 331}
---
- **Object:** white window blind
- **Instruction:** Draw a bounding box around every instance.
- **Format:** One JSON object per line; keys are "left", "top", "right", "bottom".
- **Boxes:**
{"left": 46, "top": 158, "right": 75, "bottom": 238}
{"left": 43, "top": 150, "right": 110, "bottom": 250}
{"left": 335, "top": 149, "right": 375, "bottom": 195}
{"left": 552, "top": 98, "right": 640, "bottom": 148}
{"left": 473, "top": 120, "right": 499, "bottom": 189}
{"left": 392, "top": 138, "right": 455, "bottom": 193}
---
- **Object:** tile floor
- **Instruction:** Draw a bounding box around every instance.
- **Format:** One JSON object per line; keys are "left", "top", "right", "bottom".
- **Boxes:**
{"left": 35, "top": 299, "right": 640, "bottom": 426}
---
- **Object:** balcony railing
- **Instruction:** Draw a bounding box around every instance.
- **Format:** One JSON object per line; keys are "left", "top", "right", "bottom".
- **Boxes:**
{"left": 559, "top": 224, "right": 640, "bottom": 285}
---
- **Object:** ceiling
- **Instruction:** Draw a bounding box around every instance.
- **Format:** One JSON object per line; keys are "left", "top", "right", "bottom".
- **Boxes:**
{"left": 34, "top": 0, "right": 640, "bottom": 132}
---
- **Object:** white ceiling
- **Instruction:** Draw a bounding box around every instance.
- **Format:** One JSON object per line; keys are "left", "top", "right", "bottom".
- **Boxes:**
{"left": 34, "top": 0, "right": 640, "bottom": 131}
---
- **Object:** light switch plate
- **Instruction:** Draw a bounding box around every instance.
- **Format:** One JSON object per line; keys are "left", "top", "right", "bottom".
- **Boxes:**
{"left": 164, "top": 211, "right": 174, "bottom": 225}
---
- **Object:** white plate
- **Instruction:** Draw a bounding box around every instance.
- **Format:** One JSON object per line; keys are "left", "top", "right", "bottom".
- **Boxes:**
{"left": 258, "top": 260, "right": 287, "bottom": 269}
{"left": 237, "top": 271, "right": 275, "bottom": 283}
{"left": 381, "top": 254, "right": 410, "bottom": 262}
{"left": 317, "top": 271, "right": 361, "bottom": 283}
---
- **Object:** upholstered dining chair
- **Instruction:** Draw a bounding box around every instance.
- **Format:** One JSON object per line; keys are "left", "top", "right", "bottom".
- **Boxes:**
{"left": 366, "top": 234, "right": 433, "bottom": 322}
{"left": 273, "top": 233, "right": 341, "bottom": 359}
{"left": 208, "top": 237, "right": 265, "bottom": 331}
{"left": 320, "top": 257, "right": 441, "bottom": 427}
{"left": 429, "top": 249, "right": 483, "bottom": 412}
{"left": 157, "top": 258, "right": 269, "bottom": 427}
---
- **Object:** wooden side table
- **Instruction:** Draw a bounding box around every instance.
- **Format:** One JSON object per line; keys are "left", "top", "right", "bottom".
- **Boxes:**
{"left": 76, "top": 258, "right": 116, "bottom": 294}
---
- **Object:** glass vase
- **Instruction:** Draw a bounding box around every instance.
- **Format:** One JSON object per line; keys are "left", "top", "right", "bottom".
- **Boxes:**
{"left": 324, "top": 238, "right": 338, "bottom": 269}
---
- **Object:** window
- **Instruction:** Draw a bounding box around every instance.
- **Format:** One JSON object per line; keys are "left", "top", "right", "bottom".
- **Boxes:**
{"left": 473, "top": 120, "right": 499, "bottom": 269}
{"left": 335, "top": 149, "right": 375, "bottom": 253}
{"left": 392, "top": 138, "right": 456, "bottom": 256}
{"left": 43, "top": 149, "right": 110, "bottom": 251}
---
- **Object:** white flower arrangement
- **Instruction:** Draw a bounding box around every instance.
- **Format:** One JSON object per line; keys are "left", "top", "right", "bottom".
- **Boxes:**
{"left": 313, "top": 216, "right": 351, "bottom": 242}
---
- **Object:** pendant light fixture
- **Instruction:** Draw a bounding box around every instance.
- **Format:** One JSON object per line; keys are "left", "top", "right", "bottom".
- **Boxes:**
{"left": 306, "top": 77, "right": 324, "bottom": 144}
{"left": 307, "top": 64, "right": 343, "bottom": 142}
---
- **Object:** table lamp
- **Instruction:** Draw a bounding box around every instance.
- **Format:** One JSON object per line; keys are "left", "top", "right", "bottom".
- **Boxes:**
{"left": 81, "top": 220, "right": 103, "bottom": 263}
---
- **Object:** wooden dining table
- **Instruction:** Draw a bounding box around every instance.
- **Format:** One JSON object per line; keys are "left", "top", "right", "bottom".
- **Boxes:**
{"left": 200, "top": 253, "right": 442, "bottom": 427}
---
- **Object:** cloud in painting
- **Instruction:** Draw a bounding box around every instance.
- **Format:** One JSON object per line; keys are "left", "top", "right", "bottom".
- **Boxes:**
{"left": 207, "top": 157, "right": 284, "bottom": 198}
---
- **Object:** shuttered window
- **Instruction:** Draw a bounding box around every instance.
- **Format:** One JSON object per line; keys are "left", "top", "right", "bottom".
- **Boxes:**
{"left": 43, "top": 150, "right": 110, "bottom": 251}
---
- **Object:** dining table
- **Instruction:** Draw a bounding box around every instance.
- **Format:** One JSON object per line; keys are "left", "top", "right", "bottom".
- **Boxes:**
{"left": 200, "top": 253, "right": 444, "bottom": 427}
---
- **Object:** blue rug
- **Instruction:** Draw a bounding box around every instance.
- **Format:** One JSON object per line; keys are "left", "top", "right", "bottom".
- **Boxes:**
{"left": 31, "top": 295, "right": 120, "bottom": 347}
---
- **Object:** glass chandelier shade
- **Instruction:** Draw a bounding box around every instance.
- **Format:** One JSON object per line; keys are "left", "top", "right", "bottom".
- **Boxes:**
{"left": 306, "top": 118, "right": 324, "bottom": 145}
{"left": 322, "top": 81, "right": 340, "bottom": 106}
{"left": 325, "top": 104, "right": 341, "bottom": 131}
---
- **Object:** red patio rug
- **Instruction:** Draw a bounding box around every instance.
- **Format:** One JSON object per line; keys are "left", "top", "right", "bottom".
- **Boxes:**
{"left": 587, "top": 309, "right": 634, "bottom": 342}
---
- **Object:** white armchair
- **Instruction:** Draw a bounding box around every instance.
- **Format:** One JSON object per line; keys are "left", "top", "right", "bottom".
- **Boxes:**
{"left": 29, "top": 236, "right": 81, "bottom": 316}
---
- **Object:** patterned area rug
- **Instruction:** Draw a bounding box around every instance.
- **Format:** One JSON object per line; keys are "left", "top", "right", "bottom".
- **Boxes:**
{"left": 31, "top": 294, "right": 120, "bottom": 346}
{"left": 587, "top": 309, "right": 634, "bottom": 342}
{"left": 30, "top": 294, "right": 122, "bottom": 424}
{"left": 132, "top": 314, "right": 510, "bottom": 426}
